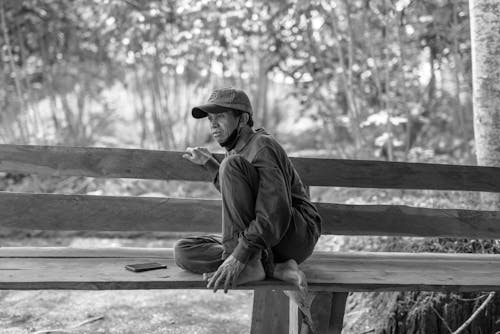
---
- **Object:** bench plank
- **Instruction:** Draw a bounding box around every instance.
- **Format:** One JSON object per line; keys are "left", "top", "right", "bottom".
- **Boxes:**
{"left": 1, "top": 192, "right": 500, "bottom": 238}
{"left": 0, "top": 145, "right": 213, "bottom": 182}
{"left": 1, "top": 248, "right": 500, "bottom": 292}
{"left": 1, "top": 144, "right": 500, "bottom": 191}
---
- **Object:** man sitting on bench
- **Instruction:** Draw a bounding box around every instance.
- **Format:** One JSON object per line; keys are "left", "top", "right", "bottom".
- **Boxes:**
{"left": 175, "top": 87, "right": 322, "bottom": 295}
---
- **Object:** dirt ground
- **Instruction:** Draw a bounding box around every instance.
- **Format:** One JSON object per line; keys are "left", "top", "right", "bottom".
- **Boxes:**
{"left": 0, "top": 289, "right": 253, "bottom": 334}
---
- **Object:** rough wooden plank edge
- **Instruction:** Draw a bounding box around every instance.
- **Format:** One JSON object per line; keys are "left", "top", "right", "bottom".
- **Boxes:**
{"left": 2, "top": 192, "right": 500, "bottom": 238}
{"left": 1, "top": 282, "right": 500, "bottom": 292}
{"left": 4, "top": 248, "right": 500, "bottom": 261}
{"left": 2, "top": 144, "right": 500, "bottom": 191}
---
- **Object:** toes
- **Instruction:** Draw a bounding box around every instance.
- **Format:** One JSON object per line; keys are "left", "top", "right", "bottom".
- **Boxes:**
{"left": 203, "top": 272, "right": 215, "bottom": 281}
{"left": 287, "top": 259, "right": 299, "bottom": 270}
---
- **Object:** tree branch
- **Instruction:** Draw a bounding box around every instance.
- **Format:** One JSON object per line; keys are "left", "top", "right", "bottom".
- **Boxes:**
{"left": 452, "top": 291, "right": 496, "bottom": 334}
{"left": 431, "top": 305, "right": 453, "bottom": 334}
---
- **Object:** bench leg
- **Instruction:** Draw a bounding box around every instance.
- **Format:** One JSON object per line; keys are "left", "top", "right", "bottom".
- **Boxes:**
{"left": 290, "top": 292, "right": 348, "bottom": 334}
{"left": 329, "top": 292, "right": 348, "bottom": 333}
{"left": 250, "top": 289, "right": 289, "bottom": 334}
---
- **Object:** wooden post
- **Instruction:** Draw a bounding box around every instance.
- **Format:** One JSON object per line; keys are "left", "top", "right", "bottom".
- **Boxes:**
{"left": 290, "top": 292, "right": 348, "bottom": 334}
{"left": 250, "top": 289, "right": 289, "bottom": 334}
{"left": 329, "top": 292, "right": 349, "bottom": 333}
{"left": 470, "top": 0, "right": 500, "bottom": 209}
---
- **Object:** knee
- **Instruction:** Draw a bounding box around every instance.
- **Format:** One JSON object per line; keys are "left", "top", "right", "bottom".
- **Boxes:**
{"left": 173, "top": 238, "right": 193, "bottom": 270}
{"left": 173, "top": 238, "right": 190, "bottom": 253}
{"left": 219, "top": 155, "right": 247, "bottom": 179}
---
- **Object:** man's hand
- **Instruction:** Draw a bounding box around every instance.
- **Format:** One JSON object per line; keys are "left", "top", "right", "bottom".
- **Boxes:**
{"left": 182, "top": 147, "right": 212, "bottom": 165}
{"left": 205, "top": 255, "right": 246, "bottom": 293}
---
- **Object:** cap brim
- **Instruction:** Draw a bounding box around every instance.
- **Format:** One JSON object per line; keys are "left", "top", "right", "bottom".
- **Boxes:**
{"left": 191, "top": 104, "right": 231, "bottom": 119}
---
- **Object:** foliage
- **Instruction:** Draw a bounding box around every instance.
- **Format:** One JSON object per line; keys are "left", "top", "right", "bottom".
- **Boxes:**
{"left": 0, "top": 0, "right": 473, "bottom": 162}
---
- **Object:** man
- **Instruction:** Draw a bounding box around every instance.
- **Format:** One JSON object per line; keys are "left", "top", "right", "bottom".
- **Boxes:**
{"left": 174, "top": 87, "right": 322, "bottom": 295}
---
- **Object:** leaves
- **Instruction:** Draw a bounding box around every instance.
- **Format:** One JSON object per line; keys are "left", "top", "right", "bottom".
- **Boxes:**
{"left": 0, "top": 0, "right": 473, "bottom": 160}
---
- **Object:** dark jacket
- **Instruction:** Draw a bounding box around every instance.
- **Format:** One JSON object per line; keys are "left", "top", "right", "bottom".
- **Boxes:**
{"left": 203, "top": 126, "right": 322, "bottom": 262}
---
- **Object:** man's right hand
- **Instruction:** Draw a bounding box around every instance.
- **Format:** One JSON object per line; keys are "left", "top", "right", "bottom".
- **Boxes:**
{"left": 182, "top": 147, "right": 212, "bottom": 165}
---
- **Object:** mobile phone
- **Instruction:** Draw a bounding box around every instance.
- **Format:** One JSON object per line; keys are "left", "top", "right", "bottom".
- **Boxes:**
{"left": 125, "top": 262, "right": 167, "bottom": 272}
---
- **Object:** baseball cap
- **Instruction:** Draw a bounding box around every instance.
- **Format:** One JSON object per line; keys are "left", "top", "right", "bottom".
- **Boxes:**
{"left": 192, "top": 88, "right": 253, "bottom": 119}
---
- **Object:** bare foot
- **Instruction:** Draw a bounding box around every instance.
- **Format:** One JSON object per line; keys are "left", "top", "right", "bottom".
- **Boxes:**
{"left": 236, "top": 252, "right": 266, "bottom": 285}
{"left": 274, "top": 259, "right": 316, "bottom": 332}
{"left": 202, "top": 252, "right": 266, "bottom": 286}
{"left": 273, "top": 259, "right": 307, "bottom": 292}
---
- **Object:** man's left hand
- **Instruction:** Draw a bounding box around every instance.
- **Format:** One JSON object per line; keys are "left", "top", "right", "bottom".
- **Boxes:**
{"left": 205, "top": 255, "right": 245, "bottom": 293}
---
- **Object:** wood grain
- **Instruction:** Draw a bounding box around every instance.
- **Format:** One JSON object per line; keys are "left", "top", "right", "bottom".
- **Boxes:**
{"left": 250, "top": 290, "right": 289, "bottom": 334}
{"left": 2, "top": 144, "right": 500, "bottom": 191}
{"left": 315, "top": 202, "right": 500, "bottom": 238}
{"left": 1, "top": 192, "right": 500, "bottom": 238}
{"left": 0, "top": 192, "right": 221, "bottom": 233}
{"left": 0, "top": 145, "right": 213, "bottom": 182}
{"left": 2, "top": 247, "right": 500, "bottom": 291}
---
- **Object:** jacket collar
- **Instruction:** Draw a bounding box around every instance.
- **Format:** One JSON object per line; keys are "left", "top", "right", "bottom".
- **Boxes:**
{"left": 228, "top": 126, "right": 255, "bottom": 154}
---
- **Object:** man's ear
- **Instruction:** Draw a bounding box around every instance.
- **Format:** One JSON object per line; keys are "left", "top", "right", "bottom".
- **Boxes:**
{"left": 240, "top": 112, "right": 249, "bottom": 126}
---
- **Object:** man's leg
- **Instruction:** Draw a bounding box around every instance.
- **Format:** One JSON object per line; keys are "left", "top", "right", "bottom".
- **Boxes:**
{"left": 173, "top": 235, "right": 223, "bottom": 274}
{"left": 272, "top": 207, "right": 319, "bottom": 264}
{"left": 218, "top": 155, "right": 259, "bottom": 258}
{"left": 215, "top": 155, "right": 267, "bottom": 283}
{"left": 173, "top": 155, "right": 261, "bottom": 277}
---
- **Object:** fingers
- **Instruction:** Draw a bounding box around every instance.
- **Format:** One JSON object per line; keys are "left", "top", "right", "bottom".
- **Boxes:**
{"left": 231, "top": 271, "right": 238, "bottom": 290}
{"left": 183, "top": 147, "right": 211, "bottom": 164}
{"left": 207, "top": 272, "right": 215, "bottom": 288}
{"left": 182, "top": 147, "right": 194, "bottom": 160}
{"left": 207, "top": 267, "right": 221, "bottom": 290}
{"left": 198, "top": 147, "right": 211, "bottom": 156}
{"left": 207, "top": 266, "right": 227, "bottom": 293}
{"left": 224, "top": 271, "right": 232, "bottom": 293}
{"left": 213, "top": 269, "right": 226, "bottom": 293}
{"left": 203, "top": 272, "right": 215, "bottom": 282}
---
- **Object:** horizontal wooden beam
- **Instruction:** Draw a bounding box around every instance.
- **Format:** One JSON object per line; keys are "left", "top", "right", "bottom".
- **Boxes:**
{"left": 315, "top": 202, "right": 500, "bottom": 238}
{"left": 0, "top": 192, "right": 221, "bottom": 233}
{"left": 1, "top": 144, "right": 500, "bottom": 191}
{"left": 1, "top": 247, "right": 500, "bottom": 292}
{"left": 0, "top": 144, "right": 214, "bottom": 182}
{"left": 1, "top": 192, "right": 500, "bottom": 238}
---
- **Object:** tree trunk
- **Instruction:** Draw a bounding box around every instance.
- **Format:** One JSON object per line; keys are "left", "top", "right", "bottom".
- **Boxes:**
{"left": 470, "top": 0, "right": 500, "bottom": 210}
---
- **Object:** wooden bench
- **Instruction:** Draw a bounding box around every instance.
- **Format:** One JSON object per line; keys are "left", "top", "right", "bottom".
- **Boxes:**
{"left": 1, "top": 144, "right": 500, "bottom": 333}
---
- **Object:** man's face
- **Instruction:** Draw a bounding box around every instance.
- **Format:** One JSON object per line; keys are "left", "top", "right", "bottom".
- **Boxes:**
{"left": 207, "top": 111, "right": 240, "bottom": 144}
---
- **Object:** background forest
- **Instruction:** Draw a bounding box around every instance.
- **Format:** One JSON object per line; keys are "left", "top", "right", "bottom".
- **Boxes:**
{"left": 1, "top": 0, "right": 473, "bottom": 162}
{"left": 0, "top": 0, "right": 491, "bottom": 333}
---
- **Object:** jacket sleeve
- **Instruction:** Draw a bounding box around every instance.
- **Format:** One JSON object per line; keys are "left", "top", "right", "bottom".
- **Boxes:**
{"left": 232, "top": 146, "right": 292, "bottom": 263}
{"left": 202, "top": 153, "right": 221, "bottom": 192}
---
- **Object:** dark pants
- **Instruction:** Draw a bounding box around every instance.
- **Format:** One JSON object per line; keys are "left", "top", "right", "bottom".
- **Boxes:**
{"left": 173, "top": 155, "right": 318, "bottom": 275}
